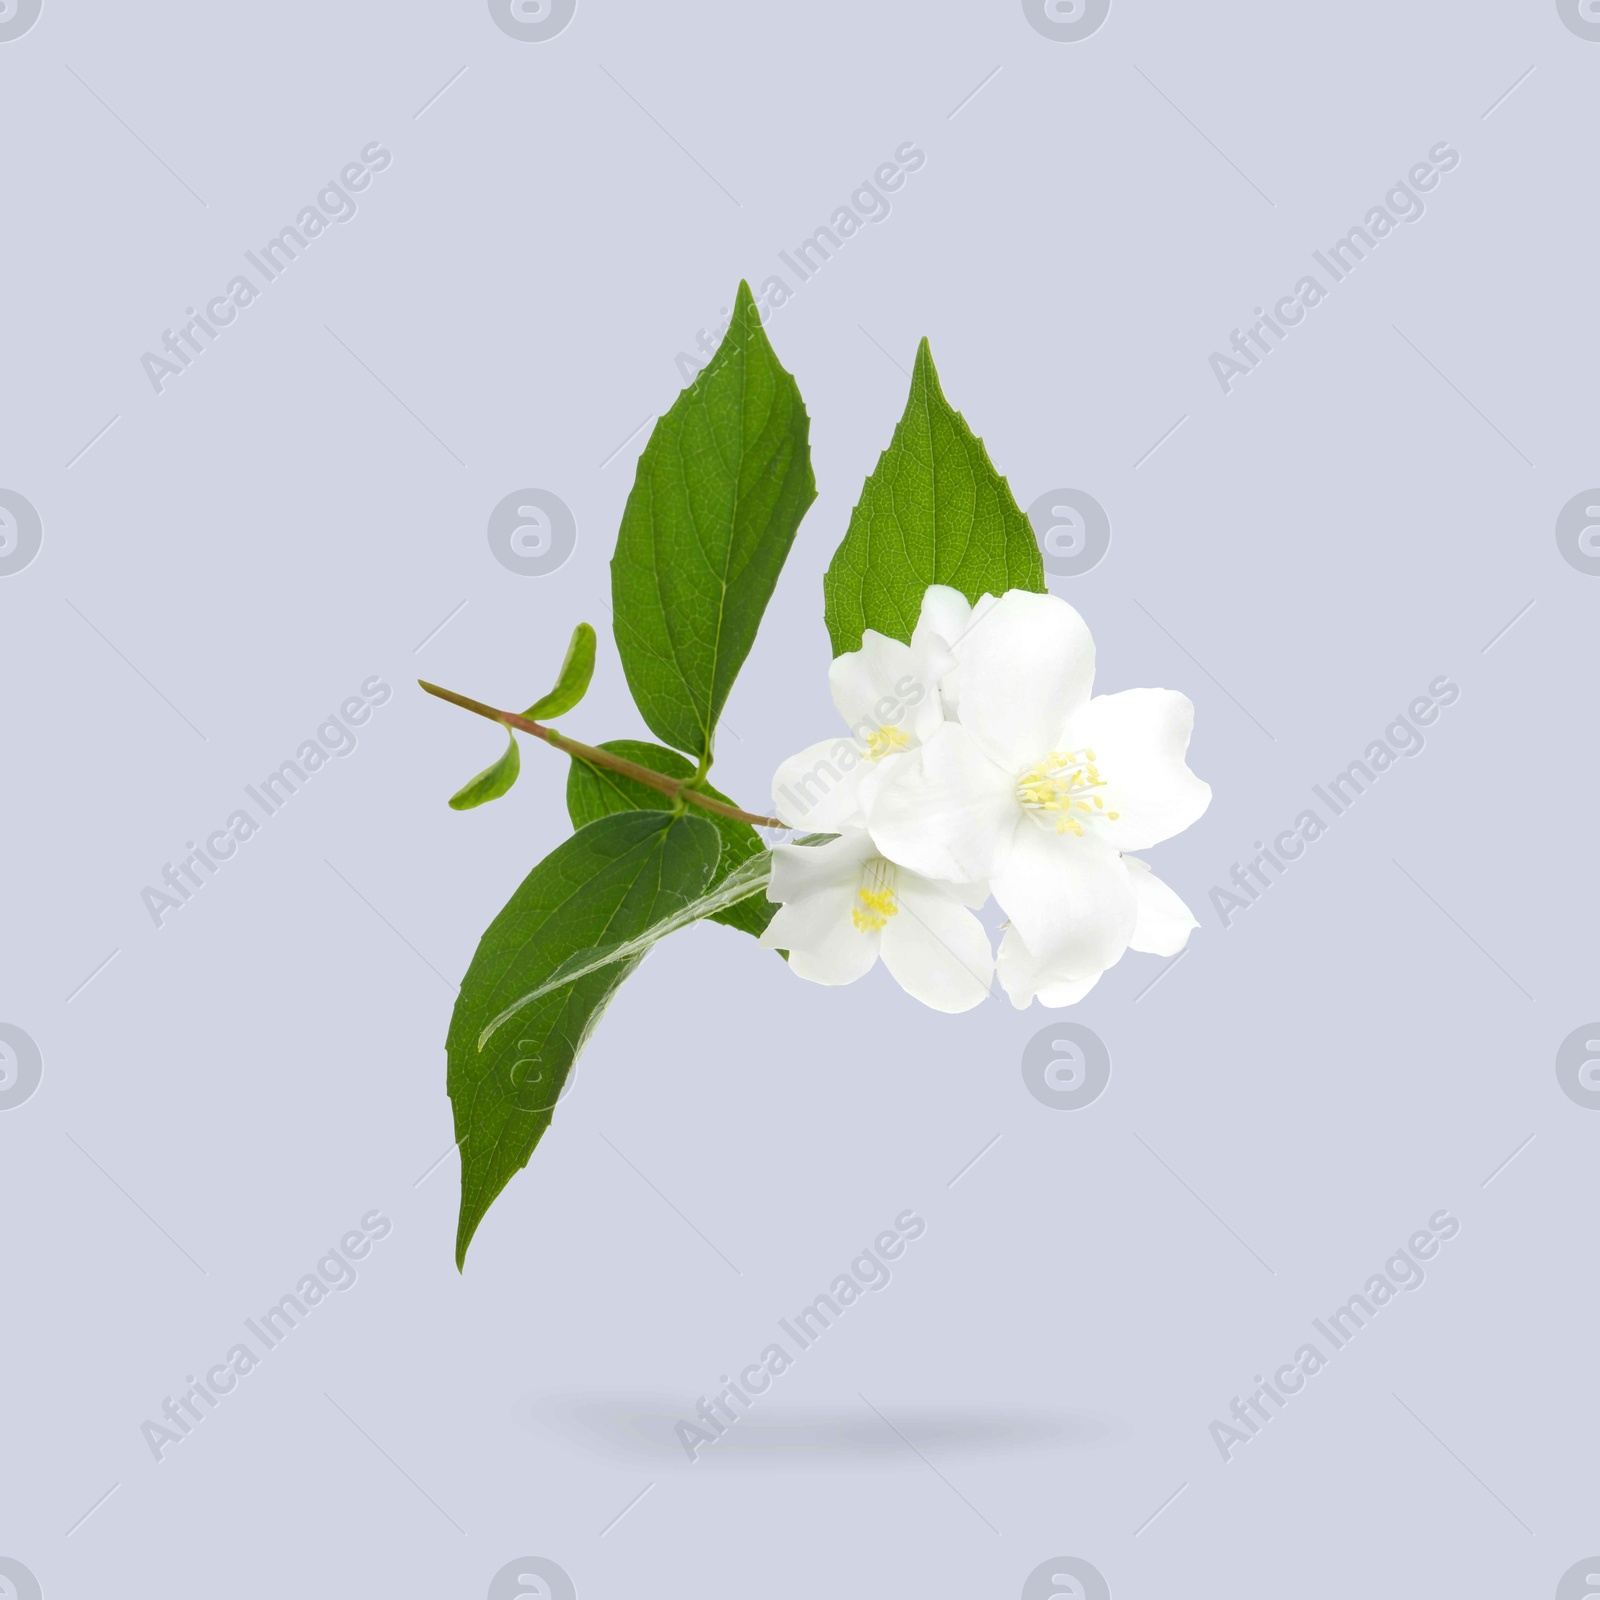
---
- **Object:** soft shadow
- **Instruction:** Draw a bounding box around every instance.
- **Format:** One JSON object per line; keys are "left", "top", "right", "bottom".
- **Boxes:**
{"left": 516, "top": 1393, "right": 1124, "bottom": 1467}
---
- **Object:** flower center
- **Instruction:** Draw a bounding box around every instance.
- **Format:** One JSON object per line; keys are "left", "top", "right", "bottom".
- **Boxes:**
{"left": 852, "top": 857, "right": 900, "bottom": 932}
{"left": 864, "top": 724, "right": 910, "bottom": 761}
{"left": 1016, "top": 747, "right": 1120, "bottom": 836}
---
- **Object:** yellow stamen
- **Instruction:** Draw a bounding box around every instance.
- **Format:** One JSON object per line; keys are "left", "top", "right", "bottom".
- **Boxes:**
{"left": 1016, "top": 749, "right": 1114, "bottom": 836}
{"left": 851, "top": 858, "right": 900, "bottom": 932}
{"left": 864, "top": 724, "right": 910, "bottom": 760}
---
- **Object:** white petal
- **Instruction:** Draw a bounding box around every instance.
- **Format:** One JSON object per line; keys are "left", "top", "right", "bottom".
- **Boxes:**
{"left": 911, "top": 584, "right": 974, "bottom": 650}
{"left": 865, "top": 722, "right": 1020, "bottom": 884}
{"left": 766, "top": 829, "right": 874, "bottom": 903}
{"left": 989, "top": 822, "right": 1137, "bottom": 977}
{"left": 1035, "top": 969, "right": 1104, "bottom": 1008}
{"left": 1125, "top": 856, "right": 1199, "bottom": 956}
{"left": 947, "top": 590, "right": 1096, "bottom": 770}
{"left": 771, "top": 738, "right": 873, "bottom": 829}
{"left": 829, "top": 631, "right": 919, "bottom": 734}
{"left": 918, "top": 589, "right": 1000, "bottom": 721}
{"left": 1066, "top": 689, "right": 1211, "bottom": 850}
{"left": 762, "top": 889, "right": 881, "bottom": 986}
{"left": 880, "top": 881, "right": 995, "bottom": 1013}
{"left": 904, "top": 637, "right": 957, "bottom": 744}
{"left": 996, "top": 928, "right": 1105, "bottom": 1008}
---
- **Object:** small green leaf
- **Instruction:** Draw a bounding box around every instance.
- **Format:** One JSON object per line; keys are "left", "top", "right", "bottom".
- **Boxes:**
{"left": 822, "top": 338, "right": 1046, "bottom": 657}
{"left": 612, "top": 280, "right": 816, "bottom": 765}
{"left": 567, "top": 738, "right": 774, "bottom": 938}
{"left": 524, "top": 622, "right": 597, "bottom": 720}
{"left": 447, "top": 724, "right": 521, "bottom": 811}
{"left": 449, "top": 810, "right": 720, "bottom": 1268}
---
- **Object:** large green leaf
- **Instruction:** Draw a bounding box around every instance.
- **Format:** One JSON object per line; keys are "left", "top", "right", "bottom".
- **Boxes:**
{"left": 480, "top": 853, "right": 773, "bottom": 1018}
{"left": 567, "top": 739, "right": 774, "bottom": 938}
{"left": 611, "top": 280, "right": 816, "bottom": 765}
{"left": 822, "top": 338, "right": 1045, "bottom": 657}
{"left": 448, "top": 810, "right": 720, "bottom": 1268}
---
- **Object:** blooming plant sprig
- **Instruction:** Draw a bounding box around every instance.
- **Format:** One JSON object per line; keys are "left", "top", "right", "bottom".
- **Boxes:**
{"left": 762, "top": 584, "right": 1209, "bottom": 1012}
{"left": 424, "top": 283, "right": 1210, "bottom": 1267}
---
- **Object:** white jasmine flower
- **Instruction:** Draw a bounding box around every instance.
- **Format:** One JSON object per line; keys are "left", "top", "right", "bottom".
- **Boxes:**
{"left": 758, "top": 830, "right": 992, "bottom": 1013}
{"left": 770, "top": 626, "right": 953, "bottom": 829}
{"left": 866, "top": 589, "right": 1209, "bottom": 999}
{"left": 996, "top": 856, "right": 1200, "bottom": 1008}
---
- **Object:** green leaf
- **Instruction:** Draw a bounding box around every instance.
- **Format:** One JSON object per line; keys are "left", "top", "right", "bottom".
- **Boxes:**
{"left": 822, "top": 338, "right": 1046, "bottom": 657}
{"left": 447, "top": 724, "right": 520, "bottom": 811}
{"left": 448, "top": 810, "right": 720, "bottom": 1268}
{"left": 611, "top": 280, "right": 816, "bottom": 765}
{"left": 524, "top": 622, "right": 597, "bottom": 719}
{"left": 479, "top": 852, "right": 773, "bottom": 1023}
{"left": 567, "top": 739, "right": 774, "bottom": 938}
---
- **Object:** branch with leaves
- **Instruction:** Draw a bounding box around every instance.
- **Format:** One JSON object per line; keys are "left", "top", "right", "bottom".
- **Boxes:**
{"left": 427, "top": 281, "right": 1210, "bottom": 1268}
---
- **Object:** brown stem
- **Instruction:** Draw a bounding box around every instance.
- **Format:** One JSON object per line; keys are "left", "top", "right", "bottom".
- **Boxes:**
{"left": 418, "top": 680, "right": 784, "bottom": 830}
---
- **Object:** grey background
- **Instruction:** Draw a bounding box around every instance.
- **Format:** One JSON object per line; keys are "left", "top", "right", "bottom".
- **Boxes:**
{"left": 2, "top": 1, "right": 1596, "bottom": 1594}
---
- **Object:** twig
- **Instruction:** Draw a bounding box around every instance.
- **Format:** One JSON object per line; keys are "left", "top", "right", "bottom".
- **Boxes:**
{"left": 418, "top": 680, "right": 782, "bottom": 829}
